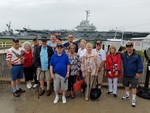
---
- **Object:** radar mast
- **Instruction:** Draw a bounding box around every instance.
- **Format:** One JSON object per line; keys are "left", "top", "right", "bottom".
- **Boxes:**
{"left": 85, "top": 10, "right": 90, "bottom": 21}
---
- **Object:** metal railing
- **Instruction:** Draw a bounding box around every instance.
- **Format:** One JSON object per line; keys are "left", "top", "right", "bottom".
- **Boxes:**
{"left": 0, "top": 53, "right": 10, "bottom": 81}
{"left": 0, "top": 52, "right": 148, "bottom": 84}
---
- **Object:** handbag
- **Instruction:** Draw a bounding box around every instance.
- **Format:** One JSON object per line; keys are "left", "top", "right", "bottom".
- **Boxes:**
{"left": 73, "top": 76, "right": 84, "bottom": 93}
{"left": 90, "top": 76, "right": 102, "bottom": 100}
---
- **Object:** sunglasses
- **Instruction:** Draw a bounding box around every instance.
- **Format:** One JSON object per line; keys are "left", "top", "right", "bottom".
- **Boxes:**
{"left": 126, "top": 45, "right": 133, "bottom": 48}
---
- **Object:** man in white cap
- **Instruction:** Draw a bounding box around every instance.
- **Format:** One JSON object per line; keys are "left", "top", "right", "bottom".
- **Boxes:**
{"left": 6, "top": 39, "right": 25, "bottom": 97}
{"left": 121, "top": 42, "right": 143, "bottom": 107}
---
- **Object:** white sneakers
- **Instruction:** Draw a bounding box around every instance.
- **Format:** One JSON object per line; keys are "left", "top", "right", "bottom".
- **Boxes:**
{"left": 122, "top": 95, "right": 130, "bottom": 100}
{"left": 122, "top": 95, "right": 136, "bottom": 107}
{"left": 26, "top": 83, "right": 38, "bottom": 89}
{"left": 33, "top": 84, "right": 38, "bottom": 88}
{"left": 26, "top": 82, "right": 32, "bottom": 89}
{"left": 53, "top": 95, "right": 66, "bottom": 104}
{"left": 62, "top": 96, "right": 66, "bottom": 104}
{"left": 54, "top": 95, "right": 59, "bottom": 104}
{"left": 131, "top": 99, "right": 136, "bottom": 107}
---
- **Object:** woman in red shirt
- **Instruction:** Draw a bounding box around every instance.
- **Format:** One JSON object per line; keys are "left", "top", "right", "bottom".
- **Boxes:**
{"left": 22, "top": 41, "right": 33, "bottom": 89}
{"left": 106, "top": 45, "right": 122, "bottom": 97}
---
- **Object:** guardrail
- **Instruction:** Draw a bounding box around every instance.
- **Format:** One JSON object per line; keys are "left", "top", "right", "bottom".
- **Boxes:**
{"left": 0, "top": 53, "right": 10, "bottom": 81}
{"left": 0, "top": 38, "right": 148, "bottom": 86}
{"left": 0, "top": 52, "right": 148, "bottom": 84}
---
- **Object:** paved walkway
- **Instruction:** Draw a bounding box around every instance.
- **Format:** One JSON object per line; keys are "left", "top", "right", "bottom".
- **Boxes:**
{"left": 0, "top": 84, "right": 150, "bottom": 113}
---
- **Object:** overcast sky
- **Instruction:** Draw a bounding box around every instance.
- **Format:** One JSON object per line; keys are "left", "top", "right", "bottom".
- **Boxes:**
{"left": 0, "top": 0, "right": 150, "bottom": 32}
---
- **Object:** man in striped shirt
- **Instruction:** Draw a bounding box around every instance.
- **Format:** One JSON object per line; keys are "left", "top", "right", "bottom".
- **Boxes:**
{"left": 6, "top": 39, "right": 25, "bottom": 97}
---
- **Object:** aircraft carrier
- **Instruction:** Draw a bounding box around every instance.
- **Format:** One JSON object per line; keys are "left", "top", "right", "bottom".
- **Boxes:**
{"left": 0, "top": 11, "right": 149, "bottom": 40}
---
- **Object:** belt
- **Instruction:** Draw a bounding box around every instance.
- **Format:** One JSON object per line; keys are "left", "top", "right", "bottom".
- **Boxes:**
{"left": 12, "top": 64, "right": 23, "bottom": 66}
{"left": 124, "top": 76, "right": 135, "bottom": 78}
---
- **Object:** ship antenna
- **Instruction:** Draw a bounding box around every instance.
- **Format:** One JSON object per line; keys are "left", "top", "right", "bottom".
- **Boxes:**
{"left": 85, "top": 10, "right": 90, "bottom": 21}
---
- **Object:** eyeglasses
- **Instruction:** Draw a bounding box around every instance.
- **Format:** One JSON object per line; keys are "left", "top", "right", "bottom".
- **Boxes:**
{"left": 70, "top": 48, "right": 75, "bottom": 49}
{"left": 96, "top": 44, "right": 101, "bottom": 46}
{"left": 57, "top": 47, "right": 63, "bottom": 49}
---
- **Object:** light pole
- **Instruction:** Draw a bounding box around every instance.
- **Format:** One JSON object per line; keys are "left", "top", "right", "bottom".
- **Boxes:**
{"left": 121, "top": 29, "right": 124, "bottom": 46}
{"left": 114, "top": 27, "right": 117, "bottom": 39}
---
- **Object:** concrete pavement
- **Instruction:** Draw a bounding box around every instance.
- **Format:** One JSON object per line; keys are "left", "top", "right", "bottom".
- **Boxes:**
{"left": 0, "top": 84, "right": 150, "bottom": 113}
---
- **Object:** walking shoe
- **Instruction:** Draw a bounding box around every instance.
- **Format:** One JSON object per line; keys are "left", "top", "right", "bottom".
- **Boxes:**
{"left": 27, "top": 83, "right": 32, "bottom": 89}
{"left": 71, "top": 93, "right": 75, "bottom": 99}
{"left": 85, "top": 97, "right": 89, "bottom": 101}
{"left": 29, "top": 82, "right": 33, "bottom": 88}
{"left": 62, "top": 96, "right": 67, "bottom": 104}
{"left": 39, "top": 88, "right": 45, "bottom": 96}
{"left": 13, "top": 91, "right": 20, "bottom": 97}
{"left": 16, "top": 88, "right": 25, "bottom": 93}
{"left": 46, "top": 90, "right": 51, "bottom": 96}
{"left": 122, "top": 95, "right": 130, "bottom": 100}
{"left": 131, "top": 99, "right": 136, "bottom": 107}
{"left": 66, "top": 92, "right": 71, "bottom": 98}
{"left": 113, "top": 94, "right": 117, "bottom": 97}
{"left": 33, "top": 84, "right": 38, "bottom": 89}
{"left": 54, "top": 96, "right": 59, "bottom": 104}
{"left": 107, "top": 92, "right": 112, "bottom": 95}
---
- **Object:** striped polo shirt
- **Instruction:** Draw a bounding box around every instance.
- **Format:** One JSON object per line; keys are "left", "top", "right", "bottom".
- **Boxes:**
{"left": 6, "top": 47, "right": 23, "bottom": 65}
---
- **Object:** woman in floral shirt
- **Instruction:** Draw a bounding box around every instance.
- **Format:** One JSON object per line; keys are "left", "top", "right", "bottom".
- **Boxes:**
{"left": 67, "top": 44, "right": 80, "bottom": 98}
{"left": 81, "top": 43, "right": 98, "bottom": 101}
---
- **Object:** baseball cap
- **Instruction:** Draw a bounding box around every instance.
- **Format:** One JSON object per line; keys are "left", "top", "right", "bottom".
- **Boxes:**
{"left": 33, "top": 37, "right": 38, "bottom": 41}
{"left": 126, "top": 42, "right": 133, "bottom": 47}
{"left": 96, "top": 40, "right": 102, "bottom": 45}
{"left": 41, "top": 36, "right": 47, "bottom": 42}
{"left": 56, "top": 44, "right": 63, "bottom": 48}
{"left": 12, "top": 39, "right": 19, "bottom": 43}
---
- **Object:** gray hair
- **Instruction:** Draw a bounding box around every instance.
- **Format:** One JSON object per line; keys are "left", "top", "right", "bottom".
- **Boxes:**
{"left": 22, "top": 41, "right": 32, "bottom": 50}
{"left": 86, "top": 43, "right": 93, "bottom": 48}
{"left": 80, "top": 39, "right": 86, "bottom": 44}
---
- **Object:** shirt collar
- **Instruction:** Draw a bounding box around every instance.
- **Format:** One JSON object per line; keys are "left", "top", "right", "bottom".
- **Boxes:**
{"left": 42, "top": 46, "right": 47, "bottom": 49}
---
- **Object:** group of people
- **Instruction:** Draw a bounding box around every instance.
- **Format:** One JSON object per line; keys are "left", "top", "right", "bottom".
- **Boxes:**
{"left": 6, "top": 34, "right": 143, "bottom": 107}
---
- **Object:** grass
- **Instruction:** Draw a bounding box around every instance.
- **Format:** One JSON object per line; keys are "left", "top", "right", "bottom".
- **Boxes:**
{"left": 136, "top": 50, "right": 145, "bottom": 59}
{"left": 0, "top": 39, "right": 33, "bottom": 49}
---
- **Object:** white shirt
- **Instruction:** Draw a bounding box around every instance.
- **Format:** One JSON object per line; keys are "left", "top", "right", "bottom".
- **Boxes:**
{"left": 6, "top": 47, "right": 23, "bottom": 65}
{"left": 92, "top": 48, "right": 106, "bottom": 66}
{"left": 77, "top": 48, "right": 87, "bottom": 60}
{"left": 47, "top": 41, "right": 57, "bottom": 47}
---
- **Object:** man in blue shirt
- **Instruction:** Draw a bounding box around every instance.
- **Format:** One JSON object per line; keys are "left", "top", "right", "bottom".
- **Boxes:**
{"left": 121, "top": 42, "right": 143, "bottom": 107}
{"left": 64, "top": 34, "right": 78, "bottom": 53}
{"left": 50, "top": 44, "right": 70, "bottom": 104}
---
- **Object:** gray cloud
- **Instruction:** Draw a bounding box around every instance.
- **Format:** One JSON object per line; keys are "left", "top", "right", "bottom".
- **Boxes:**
{"left": 0, "top": 0, "right": 150, "bottom": 32}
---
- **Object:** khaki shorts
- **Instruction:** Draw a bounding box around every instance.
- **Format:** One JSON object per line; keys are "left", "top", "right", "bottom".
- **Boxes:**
{"left": 54, "top": 73, "right": 68, "bottom": 91}
{"left": 37, "top": 70, "right": 50, "bottom": 80}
